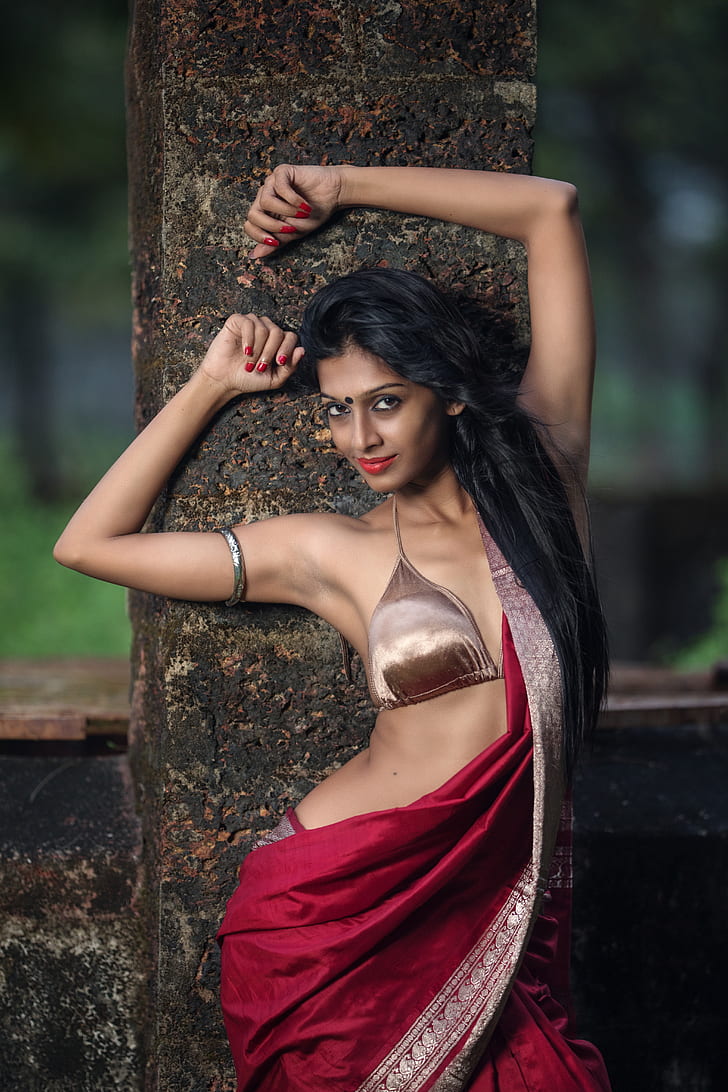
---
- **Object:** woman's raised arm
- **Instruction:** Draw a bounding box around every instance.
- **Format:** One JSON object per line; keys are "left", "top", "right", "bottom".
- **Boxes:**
{"left": 53, "top": 314, "right": 317, "bottom": 605}
{"left": 246, "top": 164, "right": 595, "bottom": 483}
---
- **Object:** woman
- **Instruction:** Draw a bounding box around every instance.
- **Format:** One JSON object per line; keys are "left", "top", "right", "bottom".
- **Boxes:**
{"left": 55, "top": 164, "right": 610, "bottom": 1090}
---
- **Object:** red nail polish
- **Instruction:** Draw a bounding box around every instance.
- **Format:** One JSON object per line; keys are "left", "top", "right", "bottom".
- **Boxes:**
{"left": 263, "top": 236, "right": 279, "bottom": 247}
{"left": 256, "top": 360, "right": 268, "bottom": 372}
{"left": 294, "top": 210, "right": 310, "bottom": 219}
{"left": 279, "top": 225, "right": 297, "bottom": 234}
{"left": 245, "top": 361, "right": 255, "bottom": 373}
{"left": 277, "top": 354, "right": 287, "bottom": 365}
{"left": 244, "top": 345, "right": 253, "bottom": 355}
{"left": 299, "top": 201, "right": 312, "bottom": 214}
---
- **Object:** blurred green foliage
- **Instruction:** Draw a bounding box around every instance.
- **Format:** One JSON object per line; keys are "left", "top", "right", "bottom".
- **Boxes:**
{"left": 0, "top": 0, "right": 129, "bottom": 319}
{"left": 1, "top": 1, "right": 130, "bottom": 655}
{"left": 672, "top": 559, "right": 728, "bottom": 669}
{"left": 536, "top": 0, "right": 728, "bottom": 487}
{"left": 0, "top": 447, "right": 130, "bottom": 657}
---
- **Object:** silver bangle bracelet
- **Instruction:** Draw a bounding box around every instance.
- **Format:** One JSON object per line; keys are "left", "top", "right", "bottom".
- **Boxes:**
{"left": 219, "top": 527, "right": 246, "bottom": 605}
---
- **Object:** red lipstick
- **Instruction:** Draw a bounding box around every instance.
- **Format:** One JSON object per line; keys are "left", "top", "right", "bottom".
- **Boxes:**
{"left": 357, "top": 456, "right": 396, "bottom": 475}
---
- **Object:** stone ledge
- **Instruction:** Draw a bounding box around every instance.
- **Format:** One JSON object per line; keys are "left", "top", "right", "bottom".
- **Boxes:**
{"left": 0, "top": 658, "right": 130, "bottom": 741}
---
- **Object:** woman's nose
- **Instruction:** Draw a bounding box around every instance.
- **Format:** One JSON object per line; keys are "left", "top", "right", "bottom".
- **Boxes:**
{"left": 351, "top": 410, "right": 380, "bottom": 452}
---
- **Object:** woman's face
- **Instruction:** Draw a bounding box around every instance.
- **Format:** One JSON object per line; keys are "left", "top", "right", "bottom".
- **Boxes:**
{"left": 316, "top": 347, "right": 462, "bottom": 492}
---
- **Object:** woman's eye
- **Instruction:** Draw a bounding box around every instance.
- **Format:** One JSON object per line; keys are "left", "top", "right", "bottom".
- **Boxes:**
{"left": 373, "top": 395, "right": 401, "bottom": 411}
{"left": 323, "top": 402, "right": 348, "bottom": 419}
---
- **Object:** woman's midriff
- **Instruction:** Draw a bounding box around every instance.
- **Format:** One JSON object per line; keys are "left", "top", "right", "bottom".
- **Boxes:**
{"left": 294, "top": 679, "right": 506, "bottom": 830}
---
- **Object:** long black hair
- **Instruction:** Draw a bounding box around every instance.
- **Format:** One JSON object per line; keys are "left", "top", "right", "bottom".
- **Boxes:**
{"left": 298, "top": 267, "right": 608, "bottom": 777}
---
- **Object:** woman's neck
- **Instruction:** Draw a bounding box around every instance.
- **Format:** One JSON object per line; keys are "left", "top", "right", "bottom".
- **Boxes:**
{"left": 394, "top": 466, "right": 473, "bottom": 526}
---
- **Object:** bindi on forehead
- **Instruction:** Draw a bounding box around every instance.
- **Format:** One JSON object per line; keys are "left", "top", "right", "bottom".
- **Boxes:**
{"left": 344, "top": 397, "right": 353, "bottom": 404}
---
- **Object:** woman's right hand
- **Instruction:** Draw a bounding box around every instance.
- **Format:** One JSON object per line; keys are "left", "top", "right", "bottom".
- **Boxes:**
{"left": 244, "top": 164, "right": 344, "bottom": 259}
{"left": 199, "top": 313, "right": 305, "bottom": 394}
{"left": 53, "top": 311, "right": 306, "bottom": 600}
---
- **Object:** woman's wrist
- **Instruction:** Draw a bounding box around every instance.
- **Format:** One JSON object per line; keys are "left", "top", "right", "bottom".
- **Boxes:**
{"left": 188, "top": 366, "right": 242, "bottom": 414}
{"left": 336, "top": 165, "right": 370, "bottom": 210}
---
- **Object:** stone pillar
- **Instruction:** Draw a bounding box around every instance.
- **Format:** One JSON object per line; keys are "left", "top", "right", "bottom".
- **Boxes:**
{"left": 126, "top": 1, "right": 535, "bottom": 1086}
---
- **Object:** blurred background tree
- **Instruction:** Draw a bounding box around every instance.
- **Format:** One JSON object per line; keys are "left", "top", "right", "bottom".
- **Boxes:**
{"left": 0, "top": 0, "right": 726, "bottom": 659}
{"left": 0, "top": 0, "right": 130, "bottom": 655}
{"left": 0, "top": 0, "right": 129, "bottom": 500}
{"left": 536, "top": 0, "right": 728, "bottom": 487}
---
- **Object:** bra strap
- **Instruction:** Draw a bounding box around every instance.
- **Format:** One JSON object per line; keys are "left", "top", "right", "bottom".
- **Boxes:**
{"left": 391, "top": 494, "right": 405, "bottom": 557}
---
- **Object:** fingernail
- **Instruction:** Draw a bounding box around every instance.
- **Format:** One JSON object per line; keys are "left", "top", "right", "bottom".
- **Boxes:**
{"left": 294, "top": 210, "right": 309, "bottom": 219}
{"left": 277, "top": 354, "right": 287, "bottom": 365}
{"left": 263, "top": 236, "right": 279, "bottom": 247}
{"left": 299, "top": 201, "right": 312, "bottom": 214}
{"left": 244, "top": 345, "right": 253, "bottom": 355}
{"left": 279, "top": 225, "right": 297, "bottom": 234}
{"left": 245, "top": 361, "right": 255, "bottom": 373}
{"left": 256, "top": 360, "right": 268, "bottom": 372}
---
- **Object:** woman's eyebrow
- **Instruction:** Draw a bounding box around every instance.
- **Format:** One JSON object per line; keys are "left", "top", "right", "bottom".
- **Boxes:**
{"left": 319, "top": 383, "right": 407, "bottom": 400}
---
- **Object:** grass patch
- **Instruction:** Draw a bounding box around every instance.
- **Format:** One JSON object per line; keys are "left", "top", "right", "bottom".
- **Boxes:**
{"left": 0, "top": 446, "right": 131, "bottom": 658}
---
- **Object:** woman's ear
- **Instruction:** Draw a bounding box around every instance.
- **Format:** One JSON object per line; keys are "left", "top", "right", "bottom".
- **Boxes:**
{"left": 445, "top": 401, "right": 465, "bottom": 416}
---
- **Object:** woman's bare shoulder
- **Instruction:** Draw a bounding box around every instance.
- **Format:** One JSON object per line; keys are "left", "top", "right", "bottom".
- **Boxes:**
{"left": 273, "top": 499, "right": 393, "bottom": 565}
{"left": 237, "top": 499, "right": 390, "bottom": 541}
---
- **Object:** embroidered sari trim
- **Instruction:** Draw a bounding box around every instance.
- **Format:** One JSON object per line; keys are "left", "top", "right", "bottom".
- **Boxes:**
{"left": 422, "top": 521, "right": 566, "bottom": 1089}
{"left": 356, "top": 863, "right": 535, "bottom": 1092}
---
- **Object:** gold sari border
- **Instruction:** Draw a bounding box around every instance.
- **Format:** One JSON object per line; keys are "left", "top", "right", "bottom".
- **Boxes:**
{"left": 356, "top": 863, "right": 536, "bottom": 1092}
{"left": 431, "top": 522, "right": 566, "bottom": 1088}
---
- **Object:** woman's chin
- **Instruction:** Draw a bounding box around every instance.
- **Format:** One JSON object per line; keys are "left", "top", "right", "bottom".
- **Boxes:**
{"left": 359, "top": 476, "right": 394, "bottom": 493}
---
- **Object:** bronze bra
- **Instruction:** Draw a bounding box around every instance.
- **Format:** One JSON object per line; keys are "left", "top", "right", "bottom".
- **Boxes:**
{"left": 343, "top": 497, "right": 503, "bottom": 711}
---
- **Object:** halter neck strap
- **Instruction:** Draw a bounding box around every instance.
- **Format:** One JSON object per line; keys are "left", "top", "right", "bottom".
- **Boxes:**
{"left": 391, "top": 495, "right": 405, "bottom": 556}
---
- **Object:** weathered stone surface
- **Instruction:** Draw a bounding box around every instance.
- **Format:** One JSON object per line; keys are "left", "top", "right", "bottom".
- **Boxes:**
{"left": 0, "top": 756, "right": 140, "bottom": 917}
{"left": 161, "top": 0, "right": 536, "bottom": 80}
{"left": 0, "top": 754, "right": 146, "bottom": 1091}
{"left": 0, "top": 918, "right": 145, "bottom": 1092}
{"left": 127, "top": 1, "right": 535, "bottom": 1087}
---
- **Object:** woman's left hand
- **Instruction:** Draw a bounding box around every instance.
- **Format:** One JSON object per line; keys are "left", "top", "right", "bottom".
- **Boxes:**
{"left": 244, "top": 164, "right": 344, "bottom": 259}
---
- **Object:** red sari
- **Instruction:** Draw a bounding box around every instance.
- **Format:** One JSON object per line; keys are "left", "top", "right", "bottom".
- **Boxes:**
{"left": 218, "top": 526, "right": 611, "bottom": 1091}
